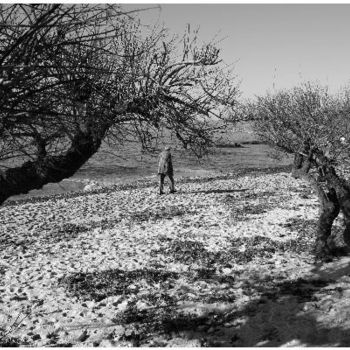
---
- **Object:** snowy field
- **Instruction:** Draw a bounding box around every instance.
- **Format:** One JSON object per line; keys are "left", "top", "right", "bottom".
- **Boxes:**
{"left": 2, "top": 167, "right": 350, "bottom": 346}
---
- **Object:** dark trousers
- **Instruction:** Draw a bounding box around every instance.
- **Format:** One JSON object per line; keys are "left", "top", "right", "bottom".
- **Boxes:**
{"left": 159, "top": 173, "right": 175, "bottom": 193}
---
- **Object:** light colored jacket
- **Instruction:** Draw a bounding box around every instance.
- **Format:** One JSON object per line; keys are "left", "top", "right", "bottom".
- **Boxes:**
{"left": 158, "top": 150, "right": 173, "bottom": 175}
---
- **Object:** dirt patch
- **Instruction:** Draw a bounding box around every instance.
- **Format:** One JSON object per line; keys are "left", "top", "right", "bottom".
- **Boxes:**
{"left": 59, "top": 269, "right": 180, "bottom": 302}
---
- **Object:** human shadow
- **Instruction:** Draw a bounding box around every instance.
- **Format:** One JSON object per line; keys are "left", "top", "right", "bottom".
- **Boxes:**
{"left": 186, "top": 188, "right": 249, "bottom": 194}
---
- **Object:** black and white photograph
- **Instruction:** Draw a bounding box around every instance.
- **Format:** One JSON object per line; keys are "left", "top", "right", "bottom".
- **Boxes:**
{"left": 2, "top": 1, "right": 350, "bottom": 347}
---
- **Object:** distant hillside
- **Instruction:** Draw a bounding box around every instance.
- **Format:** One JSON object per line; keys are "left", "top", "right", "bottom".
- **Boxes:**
{"left": 6, "top": 122, "right": 291, "bottom": 201}
{"left": 215, "top": 122, "right": 260, "bottom": 145}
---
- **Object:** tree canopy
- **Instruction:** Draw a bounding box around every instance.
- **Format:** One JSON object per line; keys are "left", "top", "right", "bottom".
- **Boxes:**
{"left": 0, "top": 4, "right": 239, "bottom": 203}
{"left": 249, "top": 83, "right": 350, "bottom": 164}
{"left": 248, "top": 82, "right": 350, "bottom": 260}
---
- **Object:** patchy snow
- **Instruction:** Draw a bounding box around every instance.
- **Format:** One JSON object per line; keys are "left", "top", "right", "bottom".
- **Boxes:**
{"left": 1, "top": 170, "right": 350, "bottom": 346}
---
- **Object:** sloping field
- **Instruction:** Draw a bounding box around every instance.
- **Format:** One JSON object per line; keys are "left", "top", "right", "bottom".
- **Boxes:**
{"left": 2, "top": 168, "right": 350, "bottom": 346}
{"left": 7, "top": 123, "right": 292, "bottom": 200}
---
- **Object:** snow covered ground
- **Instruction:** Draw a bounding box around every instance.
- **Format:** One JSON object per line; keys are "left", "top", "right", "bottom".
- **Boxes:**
{"left": 1, "top": 168, "right": 350, "bottom": 346}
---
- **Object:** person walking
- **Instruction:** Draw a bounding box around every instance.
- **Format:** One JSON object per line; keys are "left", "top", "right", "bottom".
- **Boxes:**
{"left": 158, "top": 146, "right": 175, "bottom": 195}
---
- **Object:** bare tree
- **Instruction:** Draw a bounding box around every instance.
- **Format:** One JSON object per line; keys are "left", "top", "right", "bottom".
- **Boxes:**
{"left": 0, "top": 4, "right": 239, "bottom": 204}
{"left": 248, "top": 82, "right": 350, "bottom": 261}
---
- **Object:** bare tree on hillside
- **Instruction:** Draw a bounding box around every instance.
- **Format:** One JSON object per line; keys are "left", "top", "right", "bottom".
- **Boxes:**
{"left": 0, "top": 4, "right": 239, "bottom": 204}
{"left": 248, "top": 82, "right": 350, "bottom": 261}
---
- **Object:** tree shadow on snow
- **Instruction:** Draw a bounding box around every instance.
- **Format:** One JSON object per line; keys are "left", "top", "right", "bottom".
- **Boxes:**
{"left": 165, "top": 260, "right": 350, "bottom": 347}
{"left": 58, "top": 247, "right": 350, "bottom": 346}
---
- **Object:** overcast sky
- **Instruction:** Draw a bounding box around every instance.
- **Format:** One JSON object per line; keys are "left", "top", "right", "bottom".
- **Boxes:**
{"left": 124, "top": 4, "right": 350, "bottom": 98}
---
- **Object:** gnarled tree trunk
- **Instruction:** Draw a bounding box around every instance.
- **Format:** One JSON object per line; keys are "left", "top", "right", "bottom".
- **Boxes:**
{"left": 321, "top": 165, "right": 350, "bottom": 247}
{"left": 0, "top": 129, "right": 104, "bottom": 205}
{"left": 0, "top": 98, "right": 153, "bottom": 205}
{"left": 312, "top": 185, "right": 340, "bottom": 260}
{"left": 292, "top": 149, "right": 340, "bottom": 260}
